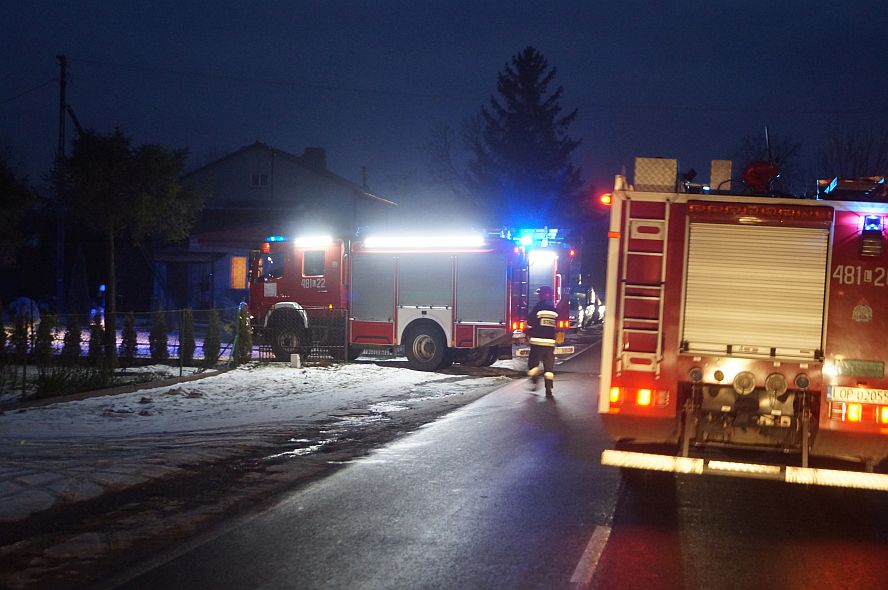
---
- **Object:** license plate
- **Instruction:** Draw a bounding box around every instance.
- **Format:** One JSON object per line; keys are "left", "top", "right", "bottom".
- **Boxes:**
{"left": 827, "top": 386, "right": 888, "bottom": 404}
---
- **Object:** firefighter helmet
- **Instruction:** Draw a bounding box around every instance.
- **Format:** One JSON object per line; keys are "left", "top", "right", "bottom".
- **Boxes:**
{"left": 536, "top": 285, "right": 554, "bottom": 300}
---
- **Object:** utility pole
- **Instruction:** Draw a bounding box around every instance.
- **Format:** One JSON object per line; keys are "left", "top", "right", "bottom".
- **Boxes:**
{"left": 55, "top": 55, "right": 67, "bottom": 313}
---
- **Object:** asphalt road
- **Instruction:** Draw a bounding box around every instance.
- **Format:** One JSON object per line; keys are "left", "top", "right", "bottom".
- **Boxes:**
{"left": 114, "top": 343, "right": 888, "bottom": 590}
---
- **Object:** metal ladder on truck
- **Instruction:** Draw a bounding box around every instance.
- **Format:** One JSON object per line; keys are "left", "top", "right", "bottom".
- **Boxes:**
{"left": 615, "top": 198, "right": 670, "bottom": 378}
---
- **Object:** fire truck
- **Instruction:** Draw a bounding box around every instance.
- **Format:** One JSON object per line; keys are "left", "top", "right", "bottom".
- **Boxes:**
{"left": 248, "top": 230, "right": 573, "bottom": 371}
{"left": 600, "top": 157, "right": 888, "bottom": 491}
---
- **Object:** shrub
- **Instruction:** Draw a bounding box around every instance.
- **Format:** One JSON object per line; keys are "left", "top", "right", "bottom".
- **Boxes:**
{"left": 34, "top": 315, "right": 57, "bottom": 365}
{"left": 119, "top": 312, "right": 137, "bottom": 362}
{"left": 149, "top": 310, "right": 169, "bottom": 361}
{"left": 34, "top": 366, "right": 115, "bottom": 399}
{"left": 203, "top": 309, "right": 220, "bottom": 367}
{"left": 180, "top": 308, "right": 195, "bottom": 365}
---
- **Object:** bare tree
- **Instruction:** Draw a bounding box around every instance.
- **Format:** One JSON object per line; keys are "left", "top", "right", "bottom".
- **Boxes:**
{"left": 818, "top": 127, "right": 888, "bottom": 179}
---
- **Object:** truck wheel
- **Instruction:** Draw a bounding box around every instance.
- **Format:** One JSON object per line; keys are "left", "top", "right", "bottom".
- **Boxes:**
{"left": 439, "top": 349, "right": 454, "bottom": 370}
{"left": 270, "top": 324, "right": 308, "bottom": 361}
{"left": 347, "top": 345, "right": 363, "bottom": 361}
{"left": 482, "top": 347, "right": 499, "bottom": 366}
{"left": 404, "top": 326, "right": 447, "bottom": 371}
{"left": 459, "top": 346, "right": 492, "bottom": 367}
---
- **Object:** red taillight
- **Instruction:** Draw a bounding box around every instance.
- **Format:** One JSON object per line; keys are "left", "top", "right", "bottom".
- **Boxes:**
{"left": 609, "top": 387, "right": 621, "bottom": 404}
{"left": 261, "top": 242, "right": 271, "bottom": 253}
{"left": 847, "top": 403, "right": 862, "bottom": 422}
{"left": 637, "top": 389, "right": 652, "bottom": 406}
{"left": 600, "top": 193, "right": 612, "bottom": 205}
{"left": 512, "top": 321, "right": 518, "bottom": 330}
{"left": 520, "top": 321, "right": 525, "bottom": 330}
{"left": 569, "top": 248, "right": 575, "bottom": 257}
{"left": 880, "top": 406, "right": 888, "bottom": 424}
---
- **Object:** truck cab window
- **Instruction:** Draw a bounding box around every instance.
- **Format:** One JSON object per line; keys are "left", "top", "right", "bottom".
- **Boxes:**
{"left": 303, "top": 250, "right": 325, "bottom": 277}
{"left": 260, "top": 252, "right": 285, "bottom": 280}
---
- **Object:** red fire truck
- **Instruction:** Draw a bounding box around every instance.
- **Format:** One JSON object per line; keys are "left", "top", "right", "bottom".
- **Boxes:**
{"left": 600, "top": 157, "right": 888, "bottom": 490}
{"left": 248, "top": 231, "right": 573, "bottom": 371}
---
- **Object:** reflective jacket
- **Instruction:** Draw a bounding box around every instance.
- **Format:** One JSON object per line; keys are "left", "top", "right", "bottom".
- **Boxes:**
{"left": 527, "top": 300, "right": 558, "bottom": 347}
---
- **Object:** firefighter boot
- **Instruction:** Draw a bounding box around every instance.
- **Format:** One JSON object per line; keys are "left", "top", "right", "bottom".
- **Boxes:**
{"left": 528, "top": 367, "right": 541, "bottom": 391}
{"left": 544, "top": 372, "right": 554, "bottom": 398}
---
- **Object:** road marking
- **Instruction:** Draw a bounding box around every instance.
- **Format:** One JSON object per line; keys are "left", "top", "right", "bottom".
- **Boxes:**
{"left": 570, "top": 525, "right": 612, "bottom": 587}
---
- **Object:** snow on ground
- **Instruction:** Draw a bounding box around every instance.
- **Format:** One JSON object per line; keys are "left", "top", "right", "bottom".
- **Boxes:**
{"left": 2, "top": 362, "right": 509, "bottom": 437}
{"left": 0, "top": 360, "right": 518, "bottom": 522}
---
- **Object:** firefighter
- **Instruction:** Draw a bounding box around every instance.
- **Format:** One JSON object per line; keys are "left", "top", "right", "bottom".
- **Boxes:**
{"left": 526, "top": 285, "right": 558, "bottom": 397}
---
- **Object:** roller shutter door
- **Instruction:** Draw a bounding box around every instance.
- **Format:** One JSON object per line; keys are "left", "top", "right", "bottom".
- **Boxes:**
{"left": 682, "top": 223, "right": 828, "bottom": 359}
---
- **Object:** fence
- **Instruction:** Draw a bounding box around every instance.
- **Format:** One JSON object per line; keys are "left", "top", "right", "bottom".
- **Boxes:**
{"left": 249, "top": 306, "right": 351, "bottom": 362}
{"left": 0, "top": 305, "right": 350, "bottom": 401}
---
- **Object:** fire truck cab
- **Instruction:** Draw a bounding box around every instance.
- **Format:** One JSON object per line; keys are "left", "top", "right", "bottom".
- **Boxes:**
{"left": 600, "top": 157, "right": 888, "bottom": 491}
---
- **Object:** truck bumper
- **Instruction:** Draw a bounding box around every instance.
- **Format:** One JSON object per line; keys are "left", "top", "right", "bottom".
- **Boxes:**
{"left": 514, "top": 345, "right": 575, "bottom": 357}
{"left": 602, "top": 449, "right": 888, "bottom": 491}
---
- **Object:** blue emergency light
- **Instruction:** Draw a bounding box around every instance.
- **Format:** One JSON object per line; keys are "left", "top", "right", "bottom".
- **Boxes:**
{"left": 863, "top": 215, "right": 882, "bottom": 232}
{"left": 264, "top": 235, "right": 288, "bottom": 242}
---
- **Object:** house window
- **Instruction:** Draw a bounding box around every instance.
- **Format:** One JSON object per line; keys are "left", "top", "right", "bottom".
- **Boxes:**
{"left": 250, "top": 173, "right": 268, "bottom": 187}
{"left": 303, "top": 250, "right": 325, "bottom": 277}
{"left": 230, "top": 256, "right": 247, "bottom": 289}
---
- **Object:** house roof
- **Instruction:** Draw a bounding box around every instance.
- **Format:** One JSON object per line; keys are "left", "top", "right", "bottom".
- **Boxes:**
{"left": 184, "top": 141, "right": 398, "bottom": 206}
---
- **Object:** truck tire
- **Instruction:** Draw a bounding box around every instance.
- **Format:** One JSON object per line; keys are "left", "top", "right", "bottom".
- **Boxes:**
{"left": 347, "top": 345, "right": 363, "bottom": 361}
{"left": 482, "top": 347, "right": 499, "bottom": 366}
{"left": 459, "top": 346, "right": 493, "bottom": 367}
{"left": 404, "top": 325, "right": 447, "bottom": 371}
{"left": 269, "top": 313, "right": 308, "bottom": 361}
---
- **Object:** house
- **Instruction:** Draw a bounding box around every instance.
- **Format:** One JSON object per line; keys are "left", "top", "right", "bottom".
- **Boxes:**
{"left": 151, "top": 142, "right": 397, "bottom": 311}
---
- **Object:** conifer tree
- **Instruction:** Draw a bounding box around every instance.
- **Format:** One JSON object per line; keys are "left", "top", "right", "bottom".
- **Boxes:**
{"left": 149, "top": 310, "right": 169, "bottom": 361}
{"left": 0, "top": 317, "right": 7, "bottom": 363}
{"left": 62, "top": 314, "right": 82, "bottom": 364}
{"left": 467, "top": 46, "right": 583, "bottom": 225}
{"left": 11, "top": 313, "right": 29, "bottom": 362}
{"left": 119, "top": 312, "right": 138, "bottom": 363}
{"left": 88, "top": 314, "right": 105, "bottom": 365}
{"left": 34, "top": 315, "right": 57, "bottom": 365}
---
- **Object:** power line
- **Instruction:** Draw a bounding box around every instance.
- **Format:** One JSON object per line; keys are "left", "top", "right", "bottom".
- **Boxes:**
{"left": 68, "top": 57, "right": 886, "bottom": 117}
{"left": 70, "top": 57, "right": 484, "bottom": 103}
{"left": 0, "top": 78, "right": 58, "bottom": 106}
{"left": 574, "top": 100, "right": 878, "bottom": 116}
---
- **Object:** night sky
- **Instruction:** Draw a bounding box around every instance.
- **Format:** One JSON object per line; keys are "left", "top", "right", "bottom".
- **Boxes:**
{"left": 3, "top": 1, "right": 887, "bottom": 204}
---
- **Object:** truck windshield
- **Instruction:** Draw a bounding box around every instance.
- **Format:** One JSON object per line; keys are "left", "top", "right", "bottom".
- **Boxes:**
{"left": 259, "top": 252, "right": 285, "bottom": 279}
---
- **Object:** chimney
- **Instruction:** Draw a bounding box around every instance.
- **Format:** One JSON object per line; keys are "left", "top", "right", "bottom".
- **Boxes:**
{"left": 302, "top": 147, "right": 327, "bottom": 170}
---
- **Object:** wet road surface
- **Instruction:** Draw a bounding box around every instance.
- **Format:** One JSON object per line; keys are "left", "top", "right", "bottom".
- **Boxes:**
{"left": 113, "top": 343, "right": 888, "bottom": 589}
